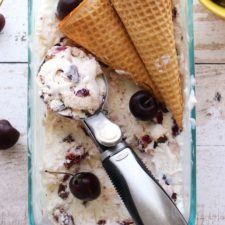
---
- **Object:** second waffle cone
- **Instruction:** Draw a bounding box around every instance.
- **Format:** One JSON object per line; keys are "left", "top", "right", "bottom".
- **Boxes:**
{"left": 58, "top": 0, "right": 161, "bottom": 100}
{"left": 111, "top": 0, "right": 183, "bottom": 127}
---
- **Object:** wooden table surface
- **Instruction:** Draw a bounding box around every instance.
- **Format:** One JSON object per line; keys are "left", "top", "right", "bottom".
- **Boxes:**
{"left": 0, "top": 0, "right": 224, "bottom": 224}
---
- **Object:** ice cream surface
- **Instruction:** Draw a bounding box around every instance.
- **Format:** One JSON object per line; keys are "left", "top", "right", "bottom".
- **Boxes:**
{"left": 41, "top": 74, "right": 184, "bottom": 225}
{"left": 33, "top": 0, "right": 194, "bottom": 225}
{"left": 37, "top": 45, "right": 106, "bottom": 119}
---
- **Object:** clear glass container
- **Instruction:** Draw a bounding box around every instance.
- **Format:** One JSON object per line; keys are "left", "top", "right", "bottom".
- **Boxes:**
{"left": 28, "top": 0, "right": 196, "bottom": 224}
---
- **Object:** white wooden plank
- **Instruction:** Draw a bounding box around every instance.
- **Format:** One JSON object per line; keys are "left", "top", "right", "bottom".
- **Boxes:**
{"left": 0, "top": 0, "right": 27, "bottom": 62}
{"left": 194, "top": 0, "right": 225, "bottom": 63}
{"left": 196, "top": 64, "right": 225, "bottom": 146}
{"left": 197, "top": 146, "right": 225, "bottom": 225}
{"left": 0, "top": 64, "right": 27, "bottom": 136}
{"left": 0, "top": 64, "right": 27, "bottom": 225}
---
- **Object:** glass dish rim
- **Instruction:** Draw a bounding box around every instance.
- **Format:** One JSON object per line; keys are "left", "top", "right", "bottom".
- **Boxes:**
{"left": 27, "top": 0, "right": 196, "bottom": 224}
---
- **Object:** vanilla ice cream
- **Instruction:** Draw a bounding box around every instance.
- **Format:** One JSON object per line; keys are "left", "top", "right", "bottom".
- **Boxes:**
{"left": 37, "top": 46, "right": 106, "bottom": 119}
{"left": 32, "top": 0, "right": 196, "bottom": 224}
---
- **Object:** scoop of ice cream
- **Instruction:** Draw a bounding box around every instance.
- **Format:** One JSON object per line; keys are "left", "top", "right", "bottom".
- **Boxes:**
{"left": 37, "top": 46, "right": 106, "bottom": 119}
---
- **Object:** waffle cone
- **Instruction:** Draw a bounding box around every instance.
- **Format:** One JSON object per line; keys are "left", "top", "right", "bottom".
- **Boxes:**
{"left": 58, "top": 0, "right": 161, "bottom": 100}
{"left": 111, "top": 0, "right": 183, "bottom": 127}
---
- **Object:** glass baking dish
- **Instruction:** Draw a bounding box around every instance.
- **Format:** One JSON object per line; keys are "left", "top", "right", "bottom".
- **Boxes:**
{"left": 28, "top": 0, "right": 196, "bottom": 224}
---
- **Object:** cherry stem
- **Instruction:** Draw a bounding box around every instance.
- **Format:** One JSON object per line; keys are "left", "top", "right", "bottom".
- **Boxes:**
{"left": 0, "top": 0, "right": 3, "bottom": 7}
{"left": 45, "top": 170, "right": 73, "bottom": 177}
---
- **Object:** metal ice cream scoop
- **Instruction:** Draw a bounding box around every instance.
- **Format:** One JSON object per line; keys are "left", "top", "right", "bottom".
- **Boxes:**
{"left": 38, "top": 55, "right": 187, "bottom": 225}
{"left": 81, "top": 75, "right": 187, "bottom": 225}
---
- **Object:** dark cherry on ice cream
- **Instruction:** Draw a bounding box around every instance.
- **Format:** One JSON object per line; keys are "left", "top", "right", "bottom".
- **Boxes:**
{"left": 129, "top": 90, "right": 158, "bottom": 121}
{"left": 56, "top": 0, "right": 83, "bottom": 20}
{"left": 69, "top": 172, "right": 101, "bottom": 201}
{"left": 0, "top": 120, "right": 20, "bottom": 150}
{"left": 46, "top": 170, "right": 101, "bottom": 201}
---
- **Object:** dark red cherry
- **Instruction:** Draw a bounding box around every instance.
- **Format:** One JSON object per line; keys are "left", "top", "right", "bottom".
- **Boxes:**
{"left": 0, "top": 120, "right": 20, "bottom": 150}
{"left": 0, "top": 14, "right": 5, "bottom": 32}
{"left": 56, "top": 0, "right": 83, "bottom": 20}
{"left": 129, "top": 90, "right": 158, "bottom": 121}
{"left": 69, "top": 172, "right": 101, "bottom": 201}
